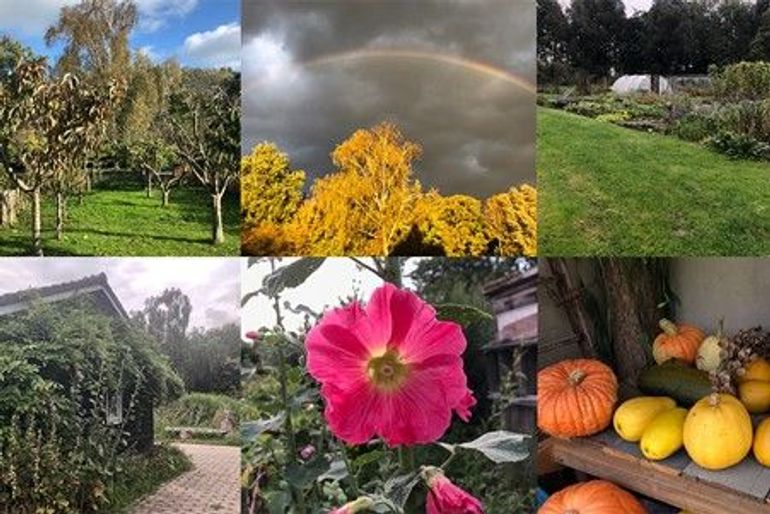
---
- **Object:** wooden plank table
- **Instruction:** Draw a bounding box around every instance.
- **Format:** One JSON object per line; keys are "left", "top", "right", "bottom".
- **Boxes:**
{"left": 540, "top": 430, "right": 770, "bottom": 514}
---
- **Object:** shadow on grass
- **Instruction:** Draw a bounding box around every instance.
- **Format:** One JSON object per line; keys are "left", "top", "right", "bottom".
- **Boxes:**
{"left": 68, "top": 228, "right": 212, "bottom": 245}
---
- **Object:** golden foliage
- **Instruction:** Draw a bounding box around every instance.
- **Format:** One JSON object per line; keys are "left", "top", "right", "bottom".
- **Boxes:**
{"left": 241, "top": 222, "right": 297, "bottom": 256}
{"left": 485, "top": 184, "right": 537, "bottom": 256}
{"left": 415, "top": 192, "right": 488, "bottom": 257}
{"left": 241, "top": 142, "right": 305, "bottom": 226}
{"left": 288, "top": 122, "right": 422, "bottom": 255}
{"left": 240, "top": 123, "right": 538, "bottom": 257}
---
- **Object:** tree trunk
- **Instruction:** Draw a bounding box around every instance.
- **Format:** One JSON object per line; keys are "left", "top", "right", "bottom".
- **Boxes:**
{"left": 147, "top": 174, "right": 153, "bottom": 198}
{"left": 31, "top": 188, "right": 43, "bottom": 256}
{"left": 55, "top": 192, "right": 64, "bottom": 240}
{"left": 162, "top": 189, "right": 170, "bottom": 207}
{"left": 86, "top": 172, "right": 92, "bottom": 193}
{"left": 211, "top": 193, "right": 224, "bottom": 244}
{"left": 601, "top": 259, "right": 665, "bottom": 389}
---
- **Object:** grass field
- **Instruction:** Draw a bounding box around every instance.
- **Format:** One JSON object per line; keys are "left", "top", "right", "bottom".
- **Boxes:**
{"left": 0, "top": 179, "right": 239, "bottom": 256}
{"left": 538, "top": 108, "right": 770, "bottom": 255}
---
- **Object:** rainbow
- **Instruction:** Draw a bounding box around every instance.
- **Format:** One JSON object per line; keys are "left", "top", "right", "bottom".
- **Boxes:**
{"left": 304, "top": 48, "right": 535, "bottom": 94}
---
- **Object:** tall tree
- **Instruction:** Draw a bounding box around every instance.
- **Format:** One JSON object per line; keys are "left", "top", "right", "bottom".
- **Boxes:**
{"left": 0, "top": 59, "right": 119, "bottom": 255}
{"left": 538, "top": 0, "right": 570, "bottom": 83}
{"left": 241, "top": 142, "right": 305, "bottom": 227}
{"left": 751, "top": 8, "right": 770, "bottom": 60}
{"left": 568, "top": 0, "right": 626, "bottom": 78}
{"left": 125, "top": 139, "right": 186, "bottom": 207}
{"left": 137, "top": 288, "right": 192, "bottom": 366}
{"left": 167, "top": 71, "right": 240, "bottom": 244}
{"left": 45, "top": 0, "right": 136, "bottom": 82}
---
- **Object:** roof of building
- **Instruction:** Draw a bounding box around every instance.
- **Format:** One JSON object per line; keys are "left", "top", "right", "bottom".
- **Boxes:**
{"left": 0, "top": 273, "right": 128, "bottom": 319}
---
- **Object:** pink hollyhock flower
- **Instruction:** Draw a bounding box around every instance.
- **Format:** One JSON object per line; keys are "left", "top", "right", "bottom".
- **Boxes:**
{"left": 306, "top": 283, "right": 476, "bottom": 446}
{"left": 329, "top": 497, "right": 374, "bottom": 514}
{"left": 425, "top": 468, "right": 484, "bottom": 514}
{"left": 299, "top": 444, "right": 316, "bottom": 460}
{"left": 245, "top": 330, "right": 260, "bottom": 341}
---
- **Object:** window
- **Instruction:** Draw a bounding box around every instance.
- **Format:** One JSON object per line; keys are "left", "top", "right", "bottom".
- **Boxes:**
{"left": 106, "top": 392, "right": 123, "bottom": 425}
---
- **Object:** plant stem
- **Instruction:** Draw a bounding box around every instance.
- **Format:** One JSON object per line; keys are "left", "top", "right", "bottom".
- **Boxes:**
{"left": 277, "top": 344, "right": 306, "bottom": 514}
{"left": 339, "top": 442, "right": 361, "bottom": 496}
{"left": 398, "top": 446, "right": 415, "bottom": 473}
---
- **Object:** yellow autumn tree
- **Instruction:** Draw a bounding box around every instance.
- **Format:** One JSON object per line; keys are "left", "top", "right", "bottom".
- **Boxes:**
{"left": 415, "top": 192, "right": 489, "bottom": 256}
{"left": 288, "top": 122, "right": 422, "bottom": 255}
{"left": 241, "top": 222, "right": 297, "bottom": 256}
{"left": 241, "top": 142, "right": 305, "bottom": 227}
{"left": 485, "top": 184, "right": 537, "bottom": 256}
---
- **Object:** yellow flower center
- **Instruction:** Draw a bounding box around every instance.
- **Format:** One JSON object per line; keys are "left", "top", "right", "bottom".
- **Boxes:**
{"left": 366, "top": 350, "right": 409, "bottom": 392}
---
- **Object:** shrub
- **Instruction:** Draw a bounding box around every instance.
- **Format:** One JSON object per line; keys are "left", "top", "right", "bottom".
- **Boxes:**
{"left": 715, "top": 100, "right": 770, "bottom": 143}
{"left": 241, "top": 142, "right": 305, "bottom": 227}
{"left": 0, "top": 300, "right": 182, "bottom": 513}
{"left": 706, "top": 131, "right": 770, "bottom": 161}
{"left": 241, "top": 222, "right": 297, "bottom": 256}
{"left": 713, "top": 61, "right": 770, "bottom": 101}
{"left": 595, "top": 111, "right": 632, "bottom": 124}
{"left": 485, "top": 185, "right": 538, "bottom": 257}
{"left": 415, "top": 193, "right": 489, "bottom": 257}
{"left": 673, "top": 112, "right": 717, "bottom": 142}
{"left": 157, "top": 393, "right": 257, "bottom": 430}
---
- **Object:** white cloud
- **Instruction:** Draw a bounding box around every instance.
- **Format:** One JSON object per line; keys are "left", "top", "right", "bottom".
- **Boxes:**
{"left": 183, "top": 21, "right": 241, "bottom": 70}
{"left": 0, "top": 0, "right": 78, "bottom": 35}
{"left": 137, "top": 45, "right": 159, "bottom": 61}
{"left": 242, "top": 33, "right": 298, "bottom": 85}
{"left": 0, "top": 0, "right": 199, "bottom": 36}
{"left": 135, "top": 0, "right": 198, "bottom": 32}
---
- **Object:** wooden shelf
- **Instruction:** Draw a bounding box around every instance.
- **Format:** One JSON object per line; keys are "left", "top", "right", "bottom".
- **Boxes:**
{"left": 539, "top": 433, "right": 770, "bottom": 514}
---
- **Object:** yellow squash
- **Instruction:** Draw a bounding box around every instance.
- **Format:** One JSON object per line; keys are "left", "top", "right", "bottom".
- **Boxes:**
{"left": 738, "top": 380, "right": 770, "bottom": 414}
{"left": 683, "top": 393, "right": 753, "bottom": 470}
{"left": 739, "top": 357, "right": 770, "bottom": 383}
{"left": 640, "top": 407, "right": 687, "bottom": 461}
{"left": 754, "top": 418, "right": 770, "bottom": 467}
{"left": 613, "top": 396, "right": 677, "bottom": 442}
{"left": 695, "top": 335, "right": 722, "bottom": 372}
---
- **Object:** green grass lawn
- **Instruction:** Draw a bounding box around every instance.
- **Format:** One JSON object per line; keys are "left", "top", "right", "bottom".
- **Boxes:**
{"left": 0, "top": 180, "right": 239, "bottom": 256}
{"left": 538, "top": 107, "right": 770, "bottom": 255}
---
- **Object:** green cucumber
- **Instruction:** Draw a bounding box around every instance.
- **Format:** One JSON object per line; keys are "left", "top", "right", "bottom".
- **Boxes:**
{"left": 638, "top": 361, "right": 713, "bottom": 406}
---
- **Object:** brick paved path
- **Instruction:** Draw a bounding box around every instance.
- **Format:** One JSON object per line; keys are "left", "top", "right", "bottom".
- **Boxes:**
{"left": 131, "top": 444, "right": 240, "bottom": 514}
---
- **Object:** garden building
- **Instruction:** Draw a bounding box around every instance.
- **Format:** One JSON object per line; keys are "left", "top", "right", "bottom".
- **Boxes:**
{"left": 482, "top": 266, "right": 538, "bottom": 434}
{"left": 611, "top": 74, "right": 672, "bottom": 95}
{"left": 0, "top": 273, "right": 159, "bottom": 452}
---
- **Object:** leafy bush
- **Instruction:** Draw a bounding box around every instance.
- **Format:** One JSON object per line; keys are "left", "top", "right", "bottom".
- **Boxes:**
{"left": 673, "top": 112, "right": 718, "bottom": 142}
{"left": 706, "top": 131, "right": 770, "bottom": 160}
{"left": 714, "top": 100, "right": 770, "bottom": 144}
{"left": 157, "top": 392, "right": 258, "bottom": 430}
{"left": 713, "top": 61, "right": 770, "bottom": 101}
{"left": 0, "top": 300, "right": 183, "bottom": 513}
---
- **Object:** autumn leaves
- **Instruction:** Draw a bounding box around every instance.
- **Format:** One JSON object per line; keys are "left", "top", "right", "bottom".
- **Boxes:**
{"left": 241, "top": 123, "right": 537, "bottom": 257}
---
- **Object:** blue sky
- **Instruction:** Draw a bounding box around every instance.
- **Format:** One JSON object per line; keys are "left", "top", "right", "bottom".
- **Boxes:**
{"left": 0, "top": 0, "right": 240, "bottom": 69}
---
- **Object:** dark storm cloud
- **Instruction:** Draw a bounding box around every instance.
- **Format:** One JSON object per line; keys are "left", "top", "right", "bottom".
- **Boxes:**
{"left": 242, "top": 0, "right": 535, "bottom": 197}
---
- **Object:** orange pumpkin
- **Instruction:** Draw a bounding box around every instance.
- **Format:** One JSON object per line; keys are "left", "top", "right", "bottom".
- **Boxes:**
{"left": 652, "top": 319, "right": 704, "bottom": 365}
{"left": 538, "top": 359, "right": 618, "bottom": 438}
{"left": 539, "top": 480, "right": 648, "bottom": 514}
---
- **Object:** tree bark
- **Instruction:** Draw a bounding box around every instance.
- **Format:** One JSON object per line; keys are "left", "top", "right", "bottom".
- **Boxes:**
{"left": 211, "top": 192, "right": 224, "bottom": 244}
{"left": 146, "top": 174, "right": 153, "bottom": 198}
{"left": 31, "top": 188, "right": 43, "bottom": 256}
{"left": 55, "top": 192, "right": 64, "bottom": 240}
{"left": 162, "top": 189, "right": 170, "bottom": 207}
{"left": 601, "top": 258, "right": 664, "bottom": 388}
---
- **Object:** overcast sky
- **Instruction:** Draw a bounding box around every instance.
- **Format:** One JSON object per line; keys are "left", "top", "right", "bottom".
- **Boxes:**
{"left": 241, "top": 258, "right": 419, "bottom": 335}
{"left": 0, "top": 258, "right": 240, "bottom": 330}
{"left": 0, "top": 0, "right": 240, "bottom": 69}
{"left": 242, "top": 0, "right": 536, "bottom": 198}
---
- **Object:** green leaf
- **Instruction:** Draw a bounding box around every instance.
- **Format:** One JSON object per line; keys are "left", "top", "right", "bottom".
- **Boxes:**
{"left": 285, "top": 456, "right": 331, "bottom": 489}
{"left": 458, "top": 430, "right": 531, "bottom": 464}
{"left": 383, "top": 472, "right": 420, "bottom": 509}
{"left": 241, "top": 413, "right": 285, "bottom": 441}
{"left": 435, "top": 304, "right": 493, "bottom": 326}
{"left": 262, "top": 258, "right": 325, "bottom": 297}
{"left": 317, "top": 457, "right": 348, "bottom": 482}
{"left": 265, "top": 490, "right": 291, "bottom": 514}
{"left": 352, "top": 449, "right": 386, "bottom": 469}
